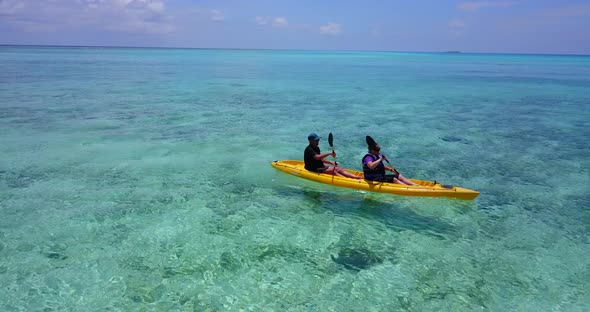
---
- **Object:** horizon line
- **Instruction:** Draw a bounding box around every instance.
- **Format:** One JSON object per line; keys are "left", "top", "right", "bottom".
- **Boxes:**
{"left": 1, "top": 43, "right": 589, "bottom": 57}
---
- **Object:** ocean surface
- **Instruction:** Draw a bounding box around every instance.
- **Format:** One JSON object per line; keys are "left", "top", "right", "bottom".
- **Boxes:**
{"left": 0, "top": 45, "right": 589, "bottom": 311}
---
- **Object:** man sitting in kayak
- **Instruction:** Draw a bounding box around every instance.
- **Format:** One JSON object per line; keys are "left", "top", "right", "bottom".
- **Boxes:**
{"left": 362, "top": 140, "right": 417, "bottom": 185}
{"left": 304, "top": 133, "right": 362, "bottom": 179}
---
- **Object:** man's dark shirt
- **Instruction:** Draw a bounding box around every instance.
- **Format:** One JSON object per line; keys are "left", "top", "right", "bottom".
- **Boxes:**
{"left": 304, "top": 145, "right": 325, "bottom": 172}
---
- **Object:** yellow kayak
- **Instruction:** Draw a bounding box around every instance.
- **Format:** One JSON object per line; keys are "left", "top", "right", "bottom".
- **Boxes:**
{"left": 271, "top": 160, "right": 479, "bottom": 200}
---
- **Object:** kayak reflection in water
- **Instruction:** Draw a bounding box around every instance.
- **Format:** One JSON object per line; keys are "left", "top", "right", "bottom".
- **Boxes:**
{"left": 362, "top": 137, "right": 418, "bottom": 185}
{"left": 304, "top": 133, "right": 363, "bottom": 179}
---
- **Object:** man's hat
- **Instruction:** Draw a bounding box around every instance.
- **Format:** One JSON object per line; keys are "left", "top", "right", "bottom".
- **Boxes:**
{"left": 308, "top": 133, "right": 321, "bottom": 141}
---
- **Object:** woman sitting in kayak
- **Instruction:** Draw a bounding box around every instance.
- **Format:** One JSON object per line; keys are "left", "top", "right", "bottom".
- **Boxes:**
{"left": 304, "top": 133, "right": 362, "bottom": 179}
{"left": 362, "top": 140, "right": 417, "bottom": 185}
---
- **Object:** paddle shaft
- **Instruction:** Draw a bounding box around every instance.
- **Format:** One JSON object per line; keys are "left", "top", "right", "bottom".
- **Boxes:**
{"left": 332, "top": 146, "right": 337, "bottom": 166}
{"left": 382, "top": 155, "right": 399, "bottom": 174}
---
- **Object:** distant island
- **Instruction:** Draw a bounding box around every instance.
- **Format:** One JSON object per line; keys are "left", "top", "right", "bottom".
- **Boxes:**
{"left": 442, "top": 51, "right": 462, "bottom": 53}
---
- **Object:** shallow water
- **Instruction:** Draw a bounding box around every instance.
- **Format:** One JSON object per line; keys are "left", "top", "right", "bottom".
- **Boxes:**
{"left": 1, "top": 46, "right": 589, "bottom": 311}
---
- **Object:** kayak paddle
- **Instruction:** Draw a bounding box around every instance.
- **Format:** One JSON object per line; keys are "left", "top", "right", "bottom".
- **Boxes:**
{"left": 382, "top": 155, "right": 400, "bottom": 175}
{"left": 328, "top": 132, "right": 337, "bottom": 166}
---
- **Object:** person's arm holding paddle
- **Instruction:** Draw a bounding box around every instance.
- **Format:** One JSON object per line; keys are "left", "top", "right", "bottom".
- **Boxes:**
{"left": 365, "top": 153, "right": 385, "bottom": 170}
{"left": 380, "top": 154, "right": 400, "bottom": 174}
{"left": 365, "top": 153, "right": 398, "bottom": 174}
{"left": 314, "top": 151, "right": 336, "bottom": 165}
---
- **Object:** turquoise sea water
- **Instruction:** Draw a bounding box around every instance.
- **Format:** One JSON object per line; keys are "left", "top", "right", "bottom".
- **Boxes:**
{"left": 1, "top": 46, "right": 589, "bottom": 311}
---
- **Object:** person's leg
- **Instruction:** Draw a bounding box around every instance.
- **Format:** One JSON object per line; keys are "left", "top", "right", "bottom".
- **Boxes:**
{"left": 322, "top": 166, "right": 342, "bottom": 176}
{"left": 323, "top": 166, "right": 361, "bottom": 179}
{"left": 389, "top": 175, "right": 404, "bottom": 184}
{"left": 335, "top": 167, "right": 363, "bottom": 179}
{"left": 385, "top": 174, "right": 410, "bottom": 185}
{"left": 396, "top": 173, "right": 418, "bottom": 185}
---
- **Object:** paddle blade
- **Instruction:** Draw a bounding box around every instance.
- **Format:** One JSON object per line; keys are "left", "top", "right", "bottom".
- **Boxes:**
{"left": 366, "top": 135, "right": 377, "bottom": 147}
{"left": 328, "top": 132, "right": 334, "bottom": 147}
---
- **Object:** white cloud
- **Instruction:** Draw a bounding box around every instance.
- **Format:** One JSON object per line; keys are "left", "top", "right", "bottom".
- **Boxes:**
{"left": 319, "top": 23, "right": 341, "bottom": 35}
{"left": 448, "top": 19, "right": 465, "bottom": 28}
{"left": 539, "top": 4, "right": 590, "bottom": 18}
{"left": 255, "top": 16, "right": 288, "bottom": 28}
{"left": 147, "top": 2, "right": 165, "bottom": 13}
{"left": 0, "top": 0, "right": 175, "bottom": 34}
{"left": 371, "top": 28, "right": 380, "bottom": 37}
{"left": 0, "top": 0, "right": 25, "bottom": 15}
{"left": 210, "top": 9, "right": 224, "bottom": 22}
{"left": 457, "top": 1, "right": 515, "bottom": 12}
{"left": 370, "top": 22, "right": 384, "bottom": 37}
{"left": 457, "top": 2, "right": 488, "bottom": 12}
{"left": 272, "top": 16, "right": 288, "bottom": 27}
{"left": 255, "top": 16, "right": 268, "bottom": 25}
{"left": 113, "top": 0, "right": 134, "bottom": 6}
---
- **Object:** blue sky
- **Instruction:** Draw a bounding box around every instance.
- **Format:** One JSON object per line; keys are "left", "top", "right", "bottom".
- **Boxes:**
{"left": 1, "top": 0, "right": 589, "bottom": 54}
